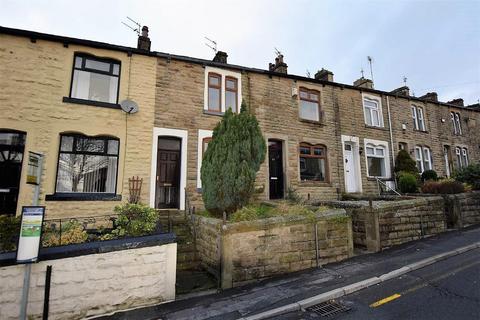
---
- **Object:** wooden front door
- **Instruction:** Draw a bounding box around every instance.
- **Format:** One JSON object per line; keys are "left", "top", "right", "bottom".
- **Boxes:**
{"left": 268, "top": 140, "right": 284, "bottom": 199}
{"left": 156, "top": 137, "right": 181, "bottom": 209}
{"left": 0, "top": 131, "right": 26, "bottom": 215}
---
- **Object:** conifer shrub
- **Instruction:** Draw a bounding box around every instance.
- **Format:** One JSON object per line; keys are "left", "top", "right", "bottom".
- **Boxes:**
{"left": 398, "top": 171, "right": 418, "bottom": 193}
{"left": 201, "top": 101, "right": 266, "bottom": 216}
{"left": 454, "top": 163, "right": 480, "bottom": 190}
{"left": 394, "top": 150, "right": 418, "bottom": 174}
{"left": 421, "top": 169, "right": 438, "bottom": 182}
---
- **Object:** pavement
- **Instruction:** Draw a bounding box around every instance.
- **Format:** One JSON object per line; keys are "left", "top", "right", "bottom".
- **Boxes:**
{"left": 95, "top": 225, "right": 480, "bottom": 320}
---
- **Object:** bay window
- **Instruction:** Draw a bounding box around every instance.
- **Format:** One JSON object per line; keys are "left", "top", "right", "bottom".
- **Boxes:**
{"left": 299, "top": 143, "right": 328, "bottom": 181}
{"left": 55, "top": 134, "right": 119, "bottom": 194}
{"left": 70, "top": 54, "right": 120, "bottom": 104}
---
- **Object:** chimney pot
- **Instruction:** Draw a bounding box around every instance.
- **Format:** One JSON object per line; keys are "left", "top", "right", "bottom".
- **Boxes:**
{"left": 420, "top": 92, "right": 438, "bottom": 102}
{"left": 390, "top": 86, "right": 410, "bottom": 96}
{"left": 269, "top": 54, "right": 288, "bottom": 74}
{"left": 315, "top": 68, "right": 334, "bottom": 82}
{"left": 447, "top": 98, "right": 464, "bottom": 107}
{"left": 137, "top": 25, "right": 151, "bottom": 51}
{"left": 353, "top": 77, "right": 373, "bottom": 89}
{"left": 213, "top": 51, "right": 228, "bottom": 64}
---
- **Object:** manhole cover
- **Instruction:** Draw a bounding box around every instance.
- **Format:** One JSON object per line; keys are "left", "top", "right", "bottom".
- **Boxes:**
{"left": 306, "top": 300, "right": 351, "bottom": 317}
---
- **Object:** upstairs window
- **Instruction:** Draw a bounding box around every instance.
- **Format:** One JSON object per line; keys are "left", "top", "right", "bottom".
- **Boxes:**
{"left": 299, "top": 143, "right": 328, "bottom": 181}
{"left": 225, "top": 77, "right": 238, "bottom": 113}
{"left": 70, "top": 54, "right": 120, "bottom": 104}
{"left": 451, "top": 112, "right": 462, "bottom": 135}
{"left": 412, "top": 106, "right": 426, "bottom": 131}
{"left": 299, "top": 88, "right": 321, "bottom": 121}
{"left": 55, "top": 134, "right": 119, "bottom": 193}
{"left": 363, "top": 97, "right": 383, "bottom": 127}
{"left": 208, "top": 73, "right": 222, "bottom": 112}
{"left": 365, "top": 143, "right": 387, "bottom": 177}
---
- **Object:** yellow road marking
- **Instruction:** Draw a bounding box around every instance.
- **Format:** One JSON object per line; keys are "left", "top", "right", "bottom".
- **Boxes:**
{"left": 369, "top": 294, "right": 402, "bottom": 308}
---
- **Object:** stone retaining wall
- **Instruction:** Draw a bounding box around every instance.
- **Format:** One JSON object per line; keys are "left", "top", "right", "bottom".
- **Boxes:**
{"left": 444, "top": 191, "right": 480, "bottom": 228}
{"left": 191, "top": 210, "right": 353, "bottom": 289}
{"left": 0, "top": 238, "right": 176, "bottom": 320}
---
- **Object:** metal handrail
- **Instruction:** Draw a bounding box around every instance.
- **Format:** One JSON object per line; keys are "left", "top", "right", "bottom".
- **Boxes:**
{"left": 375, "top": 177, "right": 401, "bottom": 196}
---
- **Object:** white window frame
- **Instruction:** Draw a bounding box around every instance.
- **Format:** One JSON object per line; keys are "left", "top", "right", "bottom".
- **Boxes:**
{"left": 462, "top": 148, "right": 469, "bottom": 167}
{"left": 364, "top": 138, "right": 390, "bottom": 178}
{"left": 417, "top": 107, "right": 425, "bottom": 131}
{"left": 455, "top": 147, "right": 462, "bottom": 168}
{"left": 415, "top": 146, "right": 424, "bottom": 173}
{"left": 412, "top": 106, "right": 418, "bottom": 130}
{"left": 362, "top": 94, "right": 384, "bottom": 127}
{"left": 451, "top": 112, "right": 457, "bottom": 134}
{"left": 204, "top": 66, "right": 242, "bottom": 113}
{"left": 197, "top": 129, "right": 213, "bottom": 188}
{"left": 455, "top": 113, "right": 462, "bottom": 135}
{"left": 423, "top": 147, "right": 432, "bottom": 171}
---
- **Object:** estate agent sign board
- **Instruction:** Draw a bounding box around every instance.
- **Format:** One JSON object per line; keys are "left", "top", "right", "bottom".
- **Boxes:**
{"left": 16, "top": 206, "right": 45, "bottom": 263}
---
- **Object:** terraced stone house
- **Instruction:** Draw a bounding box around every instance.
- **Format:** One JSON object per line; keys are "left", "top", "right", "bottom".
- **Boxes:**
{"left": 1, "top": 26, "right": 478, "bottom": 218}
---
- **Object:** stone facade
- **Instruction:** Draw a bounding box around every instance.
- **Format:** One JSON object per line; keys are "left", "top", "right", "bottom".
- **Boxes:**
{"left": 191, "top": 210, "right": 353, "bottom": 289}
{"left": 1, "top": 26, "right": 479, "bottom": 218}
{"left": 0, "top": 242, "right": 177, "bottom": 320}
{"left": 0, "top": 30, "right": 156, "bottom": 219}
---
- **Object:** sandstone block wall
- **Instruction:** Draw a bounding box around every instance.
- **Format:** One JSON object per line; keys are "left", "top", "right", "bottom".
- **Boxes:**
{"left": 0, "top": 243, "right": 176, "bottom": 320}
{"left": 191, "top": 210, "right": 353, "bottom": 289}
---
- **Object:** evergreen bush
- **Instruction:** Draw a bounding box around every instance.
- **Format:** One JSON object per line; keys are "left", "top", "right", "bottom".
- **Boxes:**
{"left": 201, "top": 101, "right": 266, "bottom": 216}
{"left": 394, "top": 150, "right": 418, "bottom": 174}
{"left": 454, "top": 163, "right": 480, "bottom": 190}
{"left": 421, "top": 169, "right": 438, "bottom": 182}
{"left": 398, "top": 171, "right": 418, "bottom": 193}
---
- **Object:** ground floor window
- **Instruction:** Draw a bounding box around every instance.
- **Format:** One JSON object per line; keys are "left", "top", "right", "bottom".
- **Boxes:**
{"left": 366, "top": 143, "right": 387, "bottom": 177}
{"left": 415, "top": 146, "right": 432, "bottom": 173}
{"left": 55, "top": 134, "right": 119, "bottom": 193}
{"left": 299, "top": 143, "right": 328, "bottom": 181}
{"left": 456, "top": 147, "right": 469, "bottom": 168}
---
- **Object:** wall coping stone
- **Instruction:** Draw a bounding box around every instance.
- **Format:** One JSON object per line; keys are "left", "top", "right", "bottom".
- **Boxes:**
{"left": 0, "top": 232, "right": 176, "bottom": 267}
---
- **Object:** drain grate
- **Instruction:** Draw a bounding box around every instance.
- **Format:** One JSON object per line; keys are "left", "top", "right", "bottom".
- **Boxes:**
{"left": 306, "top": 300, "right": 351, "bottom": 317}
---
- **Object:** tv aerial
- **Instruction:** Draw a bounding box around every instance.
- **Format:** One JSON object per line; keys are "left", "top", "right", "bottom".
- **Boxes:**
{"left": 120, "top": 99, "right": 139, "bottom": 114}
{"left": 205, "top": 37, "right": 217, "bottom": 53}
{"left": 274, "top": 47, "right": 282, "bottom": 56}
{"left": 122, "top": 16, "right": 142, "bottom": 35}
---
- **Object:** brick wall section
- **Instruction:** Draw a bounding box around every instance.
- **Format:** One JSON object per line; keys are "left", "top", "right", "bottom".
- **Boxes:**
{"left": 191, "top": 210, "right": 353, "bottom": 289}
{"left": 0, "top": 34, "right": 156, "bottom": 219}
{"left": 0, "top": 243, "right": 176, "bottom": 320}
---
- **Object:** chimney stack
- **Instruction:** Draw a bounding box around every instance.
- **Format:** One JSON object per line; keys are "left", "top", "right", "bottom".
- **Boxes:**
{"left": 269, "top": 54, "right": 288, "bottom": 74}
{"left": 420, "top": 92, "right": 438, "bottom": 102}
{"left": 315, "top": 68, "right": 334, "bottom": 82}
{"left": 447, "top": 98, "right": 464, "bottom": 107}
{"left": 137, "top": 26, "right": 151, "bottom": 51}
{"left": 390, "top": 86, "right": 410, "bottom": 96}
{"left": 213, "top": 51, "right": 228, "bottom": 64}
{"left": 353, "top": 77, "right": 373, "bottom": 89}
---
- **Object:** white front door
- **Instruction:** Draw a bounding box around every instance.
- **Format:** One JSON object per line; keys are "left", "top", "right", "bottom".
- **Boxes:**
{"left": 344, "top": 143, "right": 358, "bottom": 193}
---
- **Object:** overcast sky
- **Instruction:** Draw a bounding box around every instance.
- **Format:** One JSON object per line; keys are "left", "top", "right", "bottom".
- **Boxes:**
{"left": 1, "top": 0, "right": 479, "bottom": 104}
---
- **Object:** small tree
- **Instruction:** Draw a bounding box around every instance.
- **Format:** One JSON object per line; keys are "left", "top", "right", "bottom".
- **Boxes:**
{"left": 394, "top": 149, "right": 418, "bottom": 174}
{"left": 201, "top": 100, "right": 266, "bottom": 216}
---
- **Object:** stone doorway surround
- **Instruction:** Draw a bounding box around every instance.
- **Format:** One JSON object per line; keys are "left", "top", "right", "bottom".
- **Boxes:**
{"left": 150, "top": 127, "right": 188, "bottom": 210}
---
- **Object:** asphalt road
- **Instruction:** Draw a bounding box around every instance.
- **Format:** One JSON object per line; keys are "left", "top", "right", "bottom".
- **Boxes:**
{"left": 272, "top": 248, "right": 480, "bottom": 320}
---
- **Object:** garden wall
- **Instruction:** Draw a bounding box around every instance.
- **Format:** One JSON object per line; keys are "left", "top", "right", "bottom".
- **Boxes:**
{"left": 350, "top": 197, "right": 446, "bottom": 252}
{"left": 191, "top": 210, "right": 353, "bottom": 289}
{"left": 444, "top": 191, "right": 480, "bottom": 228}
{"left": 0, "top": 234, "right": 176, "bottom": 320}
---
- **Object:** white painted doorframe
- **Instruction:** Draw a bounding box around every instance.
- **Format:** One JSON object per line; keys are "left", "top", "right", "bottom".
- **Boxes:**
{"left": 341, "top": 135, "right": 362, "bottom": 193}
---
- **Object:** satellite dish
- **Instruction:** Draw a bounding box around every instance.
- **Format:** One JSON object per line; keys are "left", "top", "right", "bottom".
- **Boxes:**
{"left": 120, "top": 99, "right": 139, "bottom": 114}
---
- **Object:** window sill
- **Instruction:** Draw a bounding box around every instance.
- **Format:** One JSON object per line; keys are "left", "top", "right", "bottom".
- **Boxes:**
{"left": 203, "top": 110, "right": 224, "bottom": 117}
{"left": 366, "top": 177, "right": 392, "bottom": 181}
{"left": 45, "top": 193, "right": 122, "bottom": 201}
{"left": 364, "top": 124, "right": 388, "bottom": 131}
{"left": 63, "top": 97, "right": 121, "bottom": 109}
{"left": 413, "top": 129, "right": 429, "bottom": 134}
{"left": 299, "top": 118, "right": 325, "bottom": 126}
